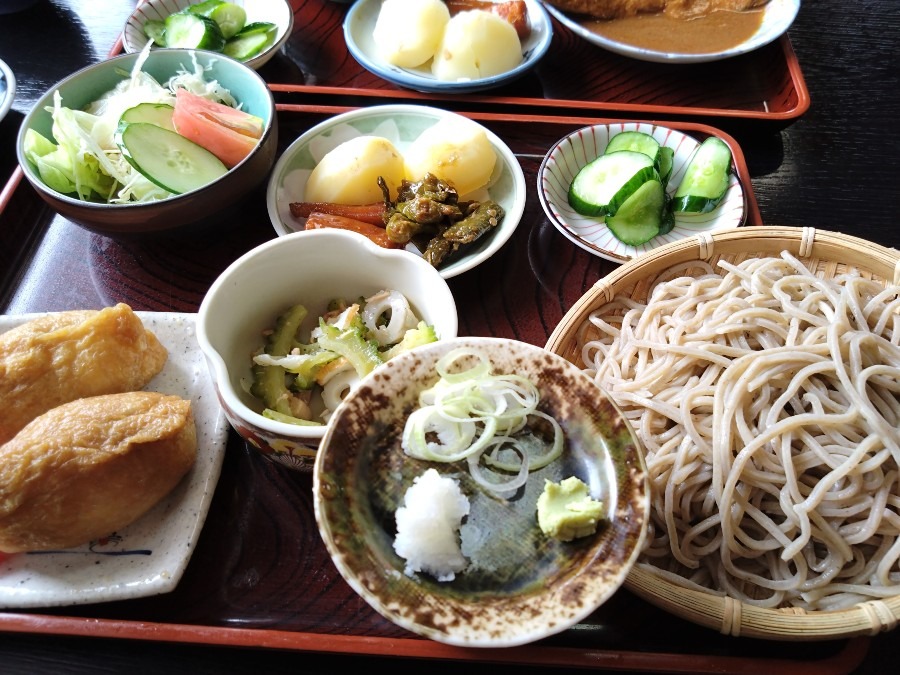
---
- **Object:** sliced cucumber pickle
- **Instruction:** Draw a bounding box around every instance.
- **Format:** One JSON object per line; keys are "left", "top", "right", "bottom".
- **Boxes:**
{"left": 605, "top": 179, "right": 666, "bottom": 246}
{"left": 605, "top": 131, "right": 661, "bottom": 169}
{"left": 223, "top": 28, "right": 275, "bottom": 61}
{"left": 235, "top": 21, "right": 277, "bottom": 37}
{"left": 658, "top": 146, "right": 675, "bottom": 187}
{"left": 568, "top": 150, "right": 657, "bottom": 217}
{"left": 116, "top": 122, "right": 227, "bottom": 195}
{"left": 673, "top": 137, "right": 733, "bottom": 214}
{"left": 164, "top": 12, "right": 226, "bottom": 51}
{"left": 142, "top": 19, "right": 167, "bottom": 45}
{"left": 210, "top": 3, "right": 247, "bottom": 39}
{"left": 187, "top": 0, "right": 225, "bottom": 16}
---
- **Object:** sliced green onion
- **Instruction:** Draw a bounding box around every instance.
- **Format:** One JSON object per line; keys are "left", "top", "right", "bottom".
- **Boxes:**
{"left": 400, "top": 348, "right": 565, "bottom": 498}
{"left": 468, "top": 437, "right": 529, "bottom": 496}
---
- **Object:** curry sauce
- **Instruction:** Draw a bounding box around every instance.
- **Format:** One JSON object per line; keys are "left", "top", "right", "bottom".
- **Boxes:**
{"left": 582, "top": 9, "right": 765, "bottom": 54}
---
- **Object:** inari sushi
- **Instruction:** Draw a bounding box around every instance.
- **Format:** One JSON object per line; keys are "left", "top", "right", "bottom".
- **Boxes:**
{"left": 0, "top": 391, "right": 197, "bottom": 553}
{"left": 0, "top": 303, "right": 167, "bottom": 445}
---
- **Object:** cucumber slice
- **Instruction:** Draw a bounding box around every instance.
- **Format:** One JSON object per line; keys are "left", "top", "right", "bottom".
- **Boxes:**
{"left": 210, "top": 3, "right": 247, "bottom": 39}
{"left": 116, "top": 122, "right": 228, "bottom": 195}
{"left": 568, "top": 150, "right": 657, "bottom": 217}
{"left": 658, "top": 146, "right": 674, "bottom": 187}
{"left": 236, "top": 21, "right": 277, "bottom": 37}
{"left": 605, "top": 179, "right": 666, "bottom": 246}
{"left": 164, "top": 13, "right": 226, "bottom": 51}
{"left": 142, "top": 19, "right": 167, "bottom": 45}
{"left": 605, "top": 131, "right": 661, "bottom": 169}
{"left": 673, "top": 137, "right": 733, "bottom": 213}
{"left": 186, "top": 0, "right": 225, "bottom": 16}
{"left": 223, "top": 30, "right": 273, "bottom": 61}
{"left": 658, "top": 193, "right": 675, "bottom": 235}
{"left": 120, "top": 103, "right": 176, "bottom": 133}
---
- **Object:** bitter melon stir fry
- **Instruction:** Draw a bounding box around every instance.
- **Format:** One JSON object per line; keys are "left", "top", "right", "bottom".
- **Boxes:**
{"left": 291, "top": 173, "right": 505, "bottom": 270}
{"left": 250, "top": 290, "right": 437, "bottom": 425}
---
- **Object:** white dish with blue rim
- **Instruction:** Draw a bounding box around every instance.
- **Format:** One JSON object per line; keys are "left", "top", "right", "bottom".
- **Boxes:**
{"left": 266, "top": 104, "right": 526, "bottom": 280}
{"left": 0, "top": 312, "right": 228, "bottom": 609}
{"left": 0, "top": 57, "right": 15, "bottom": 124}
{"left": 343, "top": 0, "right": 552, "bottom": 93}
{"left": 538, "top": 122, "right": 746, "bottom": 264}
{"left": 543, "top": 0, "right": 800, "bottom": 64}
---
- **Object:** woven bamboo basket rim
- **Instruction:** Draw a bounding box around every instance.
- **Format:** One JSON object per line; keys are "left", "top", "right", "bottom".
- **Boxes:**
{"left": 545, "top": 226, "right": 900, "bottom": 641}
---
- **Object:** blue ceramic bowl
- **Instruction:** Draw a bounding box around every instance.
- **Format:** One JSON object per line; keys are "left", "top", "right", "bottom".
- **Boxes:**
{"left": 16, "top": 49, "right": 277, "bottom": 237}
{"left": 343, "top": 0, "right": 553, "bottom": 94}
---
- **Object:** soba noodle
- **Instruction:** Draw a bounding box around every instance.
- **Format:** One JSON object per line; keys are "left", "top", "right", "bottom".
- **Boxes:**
{"left": 578, "top": 252, "right": 900, "bottom": 610}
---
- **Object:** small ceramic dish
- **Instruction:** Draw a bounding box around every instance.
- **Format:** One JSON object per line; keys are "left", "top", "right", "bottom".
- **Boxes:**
{"left": 0, "top": 57, "right": 15, "bottom": 124}
{"left": 343, "top": 0, "right": 552, "bottom": 94}
{"left": 0, "top": 312, "right": 228, "bottom": 609}
{"left": 196, "top": 228, "right": 459, "bottom": 473}
{"left": 314, "top": 336, "right": 650, "bottom": 647}
{"left": 122, "top": 0, "right": 294, "bottom": 71}
{"left": 543, "top": 0, "right": 799, "bottom": 64}
{"left": 267, "top": 104, "right": 526, "bottom": 279}
{"left": 538, "top": 122, "right": 746, "bottom": 264}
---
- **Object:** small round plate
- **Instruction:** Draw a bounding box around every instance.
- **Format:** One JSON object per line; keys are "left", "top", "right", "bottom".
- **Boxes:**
{"left": 0, "top": 57, "right": 15, "bottom": 124}
{"left": 543, "top": 0, "right": 799, "bottom": 64}
{"left": 313, "top": 336, "right": 649, "bottom": 647}
{"left": 122, "top": 0, "right": 294, "bottom": 71}
{"left": 538, "top": 122, "right": 746, "bottom": 264}
{"left": 343, "top": 0, "right": 553, "bottom": 93}
{"left": 266, "top": 104, "right": 526, "bottom": 279}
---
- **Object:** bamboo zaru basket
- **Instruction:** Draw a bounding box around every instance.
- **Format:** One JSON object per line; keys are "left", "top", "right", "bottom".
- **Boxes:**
{"left": 546, "top": 226, "right": 900, "bottom": 640}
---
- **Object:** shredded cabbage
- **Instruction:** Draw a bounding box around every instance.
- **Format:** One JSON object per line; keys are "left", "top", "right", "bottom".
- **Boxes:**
{"left": 25, "top": 43, "right": 241, "bottom": 205}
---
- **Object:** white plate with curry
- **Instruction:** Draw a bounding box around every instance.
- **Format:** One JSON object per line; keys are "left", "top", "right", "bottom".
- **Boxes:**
{"left": 543, "top": 0, "right": 800, "bottom": 64}
{"left": 0, "top": 312, "right": 228, "bottom": 609}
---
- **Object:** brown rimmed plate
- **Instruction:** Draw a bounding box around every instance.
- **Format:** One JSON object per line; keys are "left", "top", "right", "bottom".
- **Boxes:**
{"left": 313, "top": 336, "right": 650, "bottom": 647}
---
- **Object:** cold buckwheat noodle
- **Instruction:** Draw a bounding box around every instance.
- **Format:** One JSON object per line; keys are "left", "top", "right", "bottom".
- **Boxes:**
{"left": 578, "top": 252, "right": 900, "bottom": 610}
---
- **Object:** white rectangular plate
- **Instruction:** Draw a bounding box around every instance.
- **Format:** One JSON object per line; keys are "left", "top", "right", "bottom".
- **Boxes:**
{"left": 0, "top": 311, "right": 228, "bottom": 608}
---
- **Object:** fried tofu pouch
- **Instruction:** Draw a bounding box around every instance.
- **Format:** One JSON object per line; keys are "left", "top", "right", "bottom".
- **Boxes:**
{"left": 0, "top": 303, "right": 167, "bottom": 445}
{"left": 0, "top": 391, "right": 197, "bottom": 553}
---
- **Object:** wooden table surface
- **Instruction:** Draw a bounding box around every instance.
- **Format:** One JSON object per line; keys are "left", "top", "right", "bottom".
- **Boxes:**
{"left": 1, "top": 1, "right": 899, "bottom": 673}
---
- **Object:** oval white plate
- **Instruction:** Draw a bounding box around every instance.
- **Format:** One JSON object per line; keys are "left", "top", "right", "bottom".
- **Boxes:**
{"left": 122, "top": 0, "right": 294, "bottom": 71}
{"left": 543, "top": 0, "right": 800, "bottom": 64}
{"left": 266, "top": 104, "right": 526, "bottom": 279}
{"left": 538, "top": 122, "right": 746, "bottom": 263}
{"left": 343, "top": 0, "right": 552, "bottom": 93}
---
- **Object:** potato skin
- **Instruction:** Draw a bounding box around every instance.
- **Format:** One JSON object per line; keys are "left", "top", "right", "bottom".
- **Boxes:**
{"left": 0, "top": 391, "right": 197, "bottom": 553}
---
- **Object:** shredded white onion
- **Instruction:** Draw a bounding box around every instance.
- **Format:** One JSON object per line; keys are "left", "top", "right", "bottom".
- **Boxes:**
{"left": 401, "top": 347, "right": 564, "bottom": 497}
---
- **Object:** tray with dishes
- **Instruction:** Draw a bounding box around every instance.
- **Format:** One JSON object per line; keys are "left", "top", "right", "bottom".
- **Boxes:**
{"left": 258, "top": 0, "right": 809, "bottom": 129}
{"left": 0, "top": 100, "right": 876, "bottom": 672}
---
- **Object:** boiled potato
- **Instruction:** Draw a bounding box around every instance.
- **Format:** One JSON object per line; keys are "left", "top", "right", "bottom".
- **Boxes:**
{"left": 404, "top": 117, "right": 497, "bottom": 196}
{"left": 305, "top": 136, "right": 406, "bottom": 204}
{"left": 372, "top": 0, "right": 450, "bottom": 68}
{"left": 432, "top": 10, "right": 523, "bottom": 81}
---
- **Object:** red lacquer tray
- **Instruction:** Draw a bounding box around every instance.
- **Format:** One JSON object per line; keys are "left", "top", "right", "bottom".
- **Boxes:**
{"left": 0, "top": 107, "right": 869, "bottom": 673}
{"left": 260, "top": 0, "right": 809, "bottom": 131}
